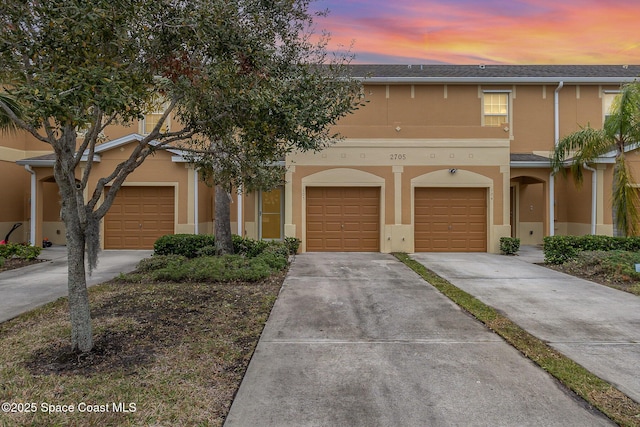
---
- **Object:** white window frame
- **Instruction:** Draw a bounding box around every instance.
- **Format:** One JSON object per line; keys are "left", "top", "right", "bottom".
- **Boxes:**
{"left": 140, "top": 103, "right": 171, "bottom": 135}
{"left": 602, "top": 90, "right": 620, "bottom": 126}
{"left": 482, "top": 90, "right": 511, "bottom": 129}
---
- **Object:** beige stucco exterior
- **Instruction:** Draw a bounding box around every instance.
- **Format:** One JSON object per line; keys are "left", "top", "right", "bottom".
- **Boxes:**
{"left": 2, "top": 66, "right": 639, "bottom": 253}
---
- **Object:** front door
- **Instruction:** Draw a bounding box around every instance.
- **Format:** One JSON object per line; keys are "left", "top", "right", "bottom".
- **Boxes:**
{"left": 260, "top": 187, "right": 283, "bottom": 240}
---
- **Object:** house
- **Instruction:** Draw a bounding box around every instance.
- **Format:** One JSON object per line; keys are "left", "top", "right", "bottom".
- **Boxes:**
{"left": 2, "top": 65, "right": 640, "bottom": 253}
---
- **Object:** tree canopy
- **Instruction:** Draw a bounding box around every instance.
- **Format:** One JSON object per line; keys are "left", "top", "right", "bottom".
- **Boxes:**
{"left": 0, "top": 0, "right": 362, "bottom": 352}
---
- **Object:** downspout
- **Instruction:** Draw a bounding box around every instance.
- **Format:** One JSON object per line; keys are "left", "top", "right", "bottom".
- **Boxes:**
{"left": 193, "top": 168, "right": 199, "bottom": 235}
{"left": 24, "top": 165, "right": 36, "bottom": 246}
{"left": 583, "top": 163, "right": 597, "bottom": 235}
{"left": 237, "top": 185, "right": 243, "bottom": 236}
{"left": 551, "top": 81, "right": 564, "bottom": 236}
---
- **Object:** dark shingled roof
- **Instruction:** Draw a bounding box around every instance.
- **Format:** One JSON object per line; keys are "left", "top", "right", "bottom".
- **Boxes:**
{"left": 510, "top": 153, "right": 551, "bottom": 162}
{"left": 349, "top": 64, "right": 640, "bottom": 80}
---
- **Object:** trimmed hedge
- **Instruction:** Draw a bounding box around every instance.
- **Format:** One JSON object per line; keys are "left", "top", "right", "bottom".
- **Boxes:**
{"left": 153, "top": 234, "right": 216, "bottom": 258}
{"left": 543, "top": 235, "right": 640, "bottom": 264}
{"left": 154, "top": 233, "right": 298, "bottom": 258}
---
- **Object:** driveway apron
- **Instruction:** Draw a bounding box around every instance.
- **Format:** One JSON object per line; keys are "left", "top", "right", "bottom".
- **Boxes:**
{"left": 411, "top": 252, "right": 640, "bottom": 405}
{"left": 225, "top": 252, "right": 612, "bottom": 426}
{"left": 0, "top": 246, "right": 151, "bottom": 323}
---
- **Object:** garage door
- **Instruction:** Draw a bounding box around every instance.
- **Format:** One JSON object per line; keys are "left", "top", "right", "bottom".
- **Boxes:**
{"left": 104, "top": 186, "right": 175, "bottom": 249}
{"left": 414, "top": 187, "right": 486, "bottom": 252}
{"left": 306, "top": 187, "right": 380, "bottom": 252}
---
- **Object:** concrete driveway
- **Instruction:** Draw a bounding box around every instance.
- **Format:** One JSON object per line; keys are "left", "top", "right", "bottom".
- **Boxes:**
{"left": 0, "top": 245, "right": 151, "bottom": 323}
{"left": 411, "top": 250, "right": 640, "bottom": 405}
{"left": 225, "top": 252, "right": 612, "bottom": 426}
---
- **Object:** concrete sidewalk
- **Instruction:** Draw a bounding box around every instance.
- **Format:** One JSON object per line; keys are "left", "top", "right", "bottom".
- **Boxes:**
{"left": 225, "top": 252, "right": 613, "bottom": 426}
{"left": 411, "top": 249, "right": 640, "bottom": 404}
{"left": 0, "top": 245, "right": 151, "bottom": 323}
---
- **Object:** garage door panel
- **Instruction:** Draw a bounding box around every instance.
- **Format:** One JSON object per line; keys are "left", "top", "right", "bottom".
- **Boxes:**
{"left": 306, "top": 187, "right": 380, "bottom": 252}
{"left": 105, "top": 186, "right": 174, "bottom": 249}
{"left": 415, "top": 187, "right": 487, "bottom": 252}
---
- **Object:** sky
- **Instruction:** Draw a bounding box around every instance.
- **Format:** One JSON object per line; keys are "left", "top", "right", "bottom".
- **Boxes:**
{"left": 311, "top": 0, "right": 640, "bottom": 64}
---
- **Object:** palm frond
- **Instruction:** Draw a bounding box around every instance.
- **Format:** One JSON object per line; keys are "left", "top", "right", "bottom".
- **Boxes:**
{"left": 552, "top": 125, "right": 610, "bottom": 185}
{"left": 612, "top": 155, "right": 640, "bottom": 236}
{"left": 0, "top": 92, "right": 23, "bottom": 134}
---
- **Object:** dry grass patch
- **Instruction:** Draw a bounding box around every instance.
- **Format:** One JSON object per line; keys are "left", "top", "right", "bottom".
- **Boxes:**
{"left": 0, "top": 272, "right": 284, "bottom": 426}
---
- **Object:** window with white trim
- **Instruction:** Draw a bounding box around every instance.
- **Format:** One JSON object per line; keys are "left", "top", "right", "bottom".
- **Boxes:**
{"left": 483, "top": 92, "right": 509, "bottom": 127}
{"left": 140, "top": 104, "right": 171, "bottom": 135}
{"left": 603, "top": 91, "right": 620, "bottom": 125}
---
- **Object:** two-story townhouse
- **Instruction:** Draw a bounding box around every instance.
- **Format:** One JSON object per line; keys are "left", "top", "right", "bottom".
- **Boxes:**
{"left": 3, "top": 65, "right": 640, "bottom": 253}
{"left": 284, "top": 65, "right": 640, "bottom": 253}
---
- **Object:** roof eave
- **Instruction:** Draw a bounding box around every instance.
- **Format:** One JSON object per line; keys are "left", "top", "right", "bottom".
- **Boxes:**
{"left": 510, "top": 161, "right": 551, "bottom": 168}
{"left": 357, "top": 77, "right": 638, "bottom": 85}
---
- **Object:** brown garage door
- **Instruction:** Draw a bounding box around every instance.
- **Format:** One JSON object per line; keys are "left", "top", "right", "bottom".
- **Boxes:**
{"left": 104, "top": 186, "right": 175, "bottom": 249}
{"left": 415, "top": 187, "right": 486, "bottom": 252}
{"left": 306, "top": 187, "right": 380, "bottom": 252}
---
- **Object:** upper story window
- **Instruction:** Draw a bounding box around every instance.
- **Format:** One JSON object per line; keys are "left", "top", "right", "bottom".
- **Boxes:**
{"left": 602, "top": 91, "right": 620, "bottom": 125}
{"left": 482, "top": 92, "right": 509, "bottom": 127}
{"left": 140, "top": 104, "right": 170, "bottom": 135}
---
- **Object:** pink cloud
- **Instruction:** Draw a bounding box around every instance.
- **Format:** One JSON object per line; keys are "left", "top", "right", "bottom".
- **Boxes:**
{"left": 314, "top": 0, "right": 640, "bottom": 64}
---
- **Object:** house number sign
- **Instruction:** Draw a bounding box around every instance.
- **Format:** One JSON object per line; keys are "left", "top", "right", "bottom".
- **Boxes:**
{"left": 389, "top": 153, "right": 407, "bottom": 160}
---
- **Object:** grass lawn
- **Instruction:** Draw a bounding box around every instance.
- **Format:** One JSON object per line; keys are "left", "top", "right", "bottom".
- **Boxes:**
{"left": 1, "top": 243, "right": 638, "bottom": 426}
{"left": 0, "top": 264, "right": 284, "bottom": 426}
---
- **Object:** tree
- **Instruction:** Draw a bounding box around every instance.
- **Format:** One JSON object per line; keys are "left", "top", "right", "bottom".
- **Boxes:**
{"left": 551, "top": 82, "right": 640, "bottom": 236}
{"left": 0, "top": 0, "right": 360, "bottom": 352}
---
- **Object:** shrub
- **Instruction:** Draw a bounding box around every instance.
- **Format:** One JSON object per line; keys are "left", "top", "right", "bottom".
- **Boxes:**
{"left": 284, "top": 237, "right": 301, "bottom": 255}
{"left": 543, "top": 234, "right": 640, "bottom": 264}
{"left": 153, "top": 234, "right": 216, "bottom": 258}
{"left": 232, "top": 235, "right": 268, "bottom": 257}
{"left": 0, "top": 243, "right": 41, "bottom": 260}
{"left": 256, "top": 250, "right": 289, "bottom": 270}
{"left": 151, "top": 254, "right": 283, "bottom": 283}
{"left": 137, "top": 254, "right": 188, "bottom": 273}
{"left": 196, "top": 245, "right": 218, "bottom": 257}
{"left": 499, "top": 237, "right": 520, "bottom": 255}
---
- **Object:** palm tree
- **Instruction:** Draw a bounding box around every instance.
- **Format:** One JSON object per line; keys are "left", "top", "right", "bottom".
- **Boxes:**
{"left": 0, "top": 92, "right": 23, "bottom": 134}
{"left": 551, "top": 82, "right": 640, "bottom": 236}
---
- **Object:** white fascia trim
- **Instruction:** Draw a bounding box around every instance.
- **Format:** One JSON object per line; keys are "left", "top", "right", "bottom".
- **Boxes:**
{"left": 16, "top": 159, "right": 55, "bottom": 167}
{"left": 510, "top": 161, "right": 551, "bottom": 168}
{"left": 88, "top": 133, "right": 185, "bottom": 157}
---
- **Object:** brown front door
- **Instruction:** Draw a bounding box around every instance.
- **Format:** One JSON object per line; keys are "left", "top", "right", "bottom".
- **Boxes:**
{"left": 306, "top": 187, "right": 380, "bottom": 252}
{"left": 104, "top": 186, "right": 175, "bottom": 249}
{"left": 414, "top": 187, "right": 487, "bottom": 252}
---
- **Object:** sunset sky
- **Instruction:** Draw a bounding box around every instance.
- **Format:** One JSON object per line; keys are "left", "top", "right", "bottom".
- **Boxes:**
{"left": 311, "top": 0, "right": 640, "bottom": 65}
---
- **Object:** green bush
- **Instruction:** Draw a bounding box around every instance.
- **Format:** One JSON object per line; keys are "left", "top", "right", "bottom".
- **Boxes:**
{"left": 500, "top": 237, "right": 520, "bottom": 255}
{"left": 284, "top": 237, "right": 301, "bottom": 255}
{"left": 153, "top": 234, "right": 216, "bottom": 258}
{"left": 196, "top": 245, "right": 218, "bottom": 257}
{"left": 137, "top": 254, "right": 188, "bottom": 273}
{"left": 151, "top": 254, "right": 284, "bottom": 283}
{"left": 0, "top": 243, "right": 41, "bottom": 260}
{"left": 232, "top": 235, "right": 268, "bottom": 257}
{"left": 543, "top": 235, "right": 640, "bottom": 264}
{"left": 256, "top": 250, "right": 289, "bottom": 270}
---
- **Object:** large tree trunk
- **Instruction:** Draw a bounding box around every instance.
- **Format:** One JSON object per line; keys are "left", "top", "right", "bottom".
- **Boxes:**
{"left": 65, "top": 219, "right": 93, "bottom": 352}
{"left": 214, "top": 184, "right": 234, "bottom": 254}
{"left": 55, "top": 128, "right": 93, "bottom": 353}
